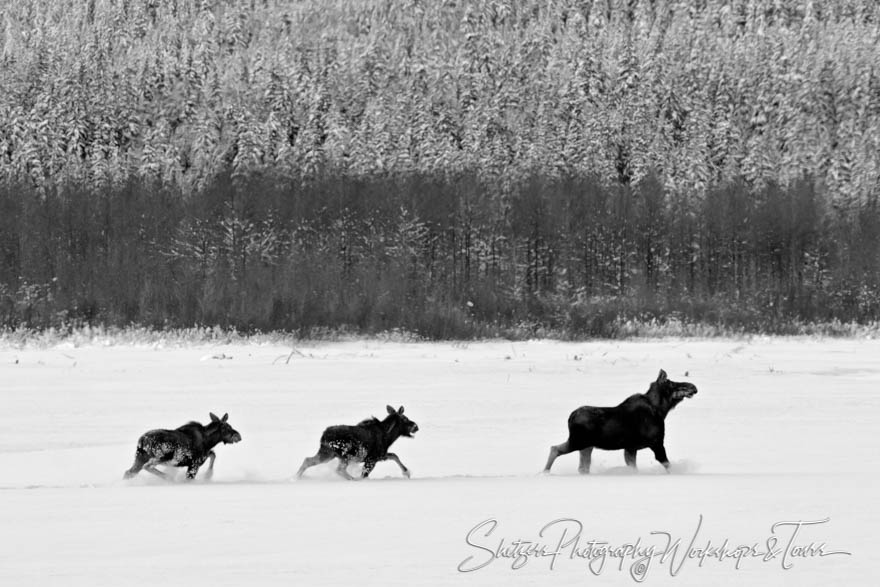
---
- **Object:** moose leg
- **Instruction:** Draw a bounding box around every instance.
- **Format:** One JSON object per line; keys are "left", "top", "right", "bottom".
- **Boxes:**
{"left": 544, "top": 440, "right": 575, "bottom": 473}
{"left": 624, "top": 449, "right": 637, "bottom": 470}
{"left": 651, "top": 444, "right": 670, "bottom": 472}
{"left": 383, "top": 453, "right": 410, "bottom": 478}
{"left": 203, "top": 451, "right": 217, "bottom": 481}
{"left": 361, "top": 459, "right": 377, "bottom": 479}
{"left": 296, "top": 446, "right": 335, "bottom": 479}
{"left": 143, "top": 463, "right": 168, "bottom": 480}
{"left": 335, "top": 458, "right": 355, "bottom": 480}
{"left": 123, "top": 449, "right": 148, "bottom": 479}
{"left": 578, "top": 447, "right": 593, "bottom": 474}
{"left": 185, "top": 464, "right": 201, "bottom": 480}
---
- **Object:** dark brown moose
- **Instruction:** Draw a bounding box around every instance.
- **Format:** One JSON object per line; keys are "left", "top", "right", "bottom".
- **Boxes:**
{"left": 544, "top": 370, "right": 697, "bottom": 474}
{"left": 297, "top": 405, "right": 418, "bottom": 480}
{"left": 123, "top": 412, "right": 242, "bottom": 481}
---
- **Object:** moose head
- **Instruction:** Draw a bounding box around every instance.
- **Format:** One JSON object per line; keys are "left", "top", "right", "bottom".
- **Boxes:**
{"left": 209, "top": 412, "right": 242, "bottom": 444}
{"left": 386, "top": 405, "right": 419, "bottom": 437}
{"left": 649, "top": 370, "right": 698, "bottom": 414}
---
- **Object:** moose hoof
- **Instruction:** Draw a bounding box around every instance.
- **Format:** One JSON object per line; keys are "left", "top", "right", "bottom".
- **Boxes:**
{"left": 403, "top": 470, "right": 411, "bottom": 479}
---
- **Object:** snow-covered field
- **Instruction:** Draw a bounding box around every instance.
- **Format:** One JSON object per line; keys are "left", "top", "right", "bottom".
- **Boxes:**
{"left": 0, "top": 338, "right": 875, "bottom": 586}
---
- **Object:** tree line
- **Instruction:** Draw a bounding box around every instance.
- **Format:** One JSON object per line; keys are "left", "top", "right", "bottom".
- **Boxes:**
{"left": 1, "top": 0, "right": 878, "bottom": 336}
{"left": 2, "top": 171, "right": 877, "bottom": 336}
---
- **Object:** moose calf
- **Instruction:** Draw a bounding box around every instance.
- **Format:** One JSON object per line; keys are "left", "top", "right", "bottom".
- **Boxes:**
{"left": 297, "top": 405, "right": 419, "bottom": 480}
{"left": 123, "top": 412, "right": 242, "bottom": 481}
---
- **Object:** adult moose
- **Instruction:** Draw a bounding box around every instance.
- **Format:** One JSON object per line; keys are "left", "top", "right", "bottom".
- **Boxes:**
{"left": 123, "top": 412, "right": 242, "bottom": 481}
{"left": 544, "top": 370, "right": 697, "bottom": 474}
{"left": 296, "top": 405, "right": 419, "bottom": 480}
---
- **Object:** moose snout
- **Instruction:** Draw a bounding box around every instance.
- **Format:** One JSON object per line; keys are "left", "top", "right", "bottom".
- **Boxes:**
{"left": 411, "top": 424, "right": 419, "bottom": 434}
{"left": 229, "top": 432, "right": 242, "bottom": 443}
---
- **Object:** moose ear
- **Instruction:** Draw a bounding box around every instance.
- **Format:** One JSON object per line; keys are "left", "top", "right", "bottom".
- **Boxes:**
{"left": 657, "top": 370, "right": 668, "bottom": 384}
{"left": 398, "top": 406, "right": 405, "bottom": 415}
{"left": 222, "top": 413, "right": 229, "bottom": 422}
{"left": 387, "top": 405, "right": 395, "bottom": 414}
{"left": 210, "top": 412, "right": 220, "bottom": 422}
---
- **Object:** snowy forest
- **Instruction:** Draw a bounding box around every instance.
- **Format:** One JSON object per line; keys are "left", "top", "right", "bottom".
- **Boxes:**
{"left": 1, "top": 0, "right": 879, "bottom": 337}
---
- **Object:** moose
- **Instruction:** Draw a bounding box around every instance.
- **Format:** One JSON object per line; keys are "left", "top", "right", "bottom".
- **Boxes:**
{"left": 544, "top": 370, "right": 697, "bottom": 474}
{"left": 296, "top": 405, "right": 419, "bottom": 480}
{"left": 123, "top": 412, "right": 242, "bottom": 481}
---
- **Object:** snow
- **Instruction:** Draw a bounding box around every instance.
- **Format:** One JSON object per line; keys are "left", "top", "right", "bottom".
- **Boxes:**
{"left": 0, "top": 338, "right": 875, "bottom": 585}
